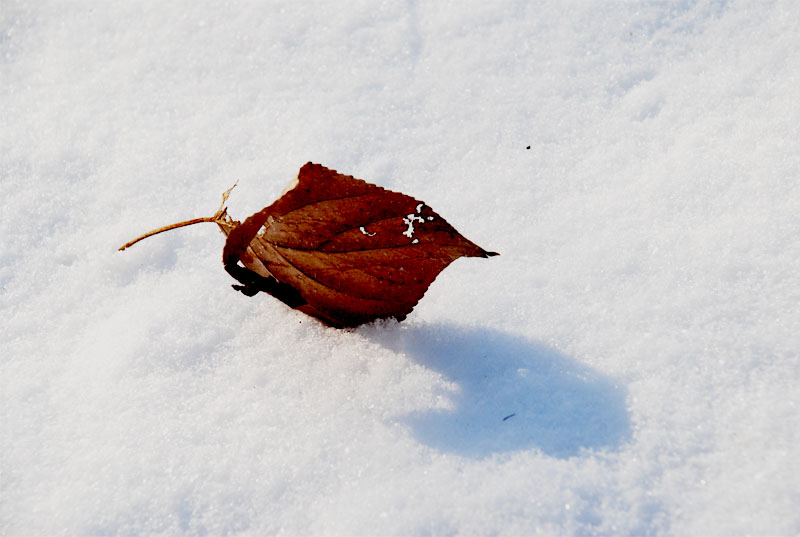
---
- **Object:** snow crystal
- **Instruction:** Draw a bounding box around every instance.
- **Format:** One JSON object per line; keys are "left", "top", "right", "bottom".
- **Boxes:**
{"left": 402, "top": 213, "right": 426, "bottom": 238}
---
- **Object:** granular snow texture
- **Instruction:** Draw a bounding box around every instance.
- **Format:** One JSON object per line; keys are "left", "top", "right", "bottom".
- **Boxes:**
{"left": 2, "top": 1, "right": 799, "bottom": 535}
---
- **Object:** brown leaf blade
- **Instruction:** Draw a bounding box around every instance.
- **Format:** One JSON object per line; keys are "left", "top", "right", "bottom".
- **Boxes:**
{"left": 223, "top": 162, "right": 497, "bottom": 327}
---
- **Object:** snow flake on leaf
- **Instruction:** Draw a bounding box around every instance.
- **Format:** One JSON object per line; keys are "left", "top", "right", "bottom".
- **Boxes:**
{"left": 402, "top": 203, "right": 433, "bottom": 239}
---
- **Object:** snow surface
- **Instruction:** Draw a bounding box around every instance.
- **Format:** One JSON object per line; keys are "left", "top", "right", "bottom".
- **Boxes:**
{"left": 2, "top": 1, "right": 799, "bottom": 535}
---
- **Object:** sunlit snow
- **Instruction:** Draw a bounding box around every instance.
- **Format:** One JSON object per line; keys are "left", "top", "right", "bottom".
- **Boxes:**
{"left": 1, "top": 2, "right": 799, "bottom": 536}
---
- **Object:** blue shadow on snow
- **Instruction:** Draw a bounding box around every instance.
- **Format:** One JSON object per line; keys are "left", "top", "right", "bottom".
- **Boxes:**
{"left": 377, "top": 324, "right": 631, "bottom": 459}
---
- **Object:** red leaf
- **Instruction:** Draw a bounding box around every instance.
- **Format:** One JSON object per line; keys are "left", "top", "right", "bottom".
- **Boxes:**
{"left": 120, "top": 162, "right": 497, "bottom": 328}
{"left": 222, "top": 163, "right": 497, "bottom": 327}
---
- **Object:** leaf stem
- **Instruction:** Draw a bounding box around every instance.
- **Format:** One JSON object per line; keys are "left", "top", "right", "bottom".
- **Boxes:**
{"left": 118, "top": 217, "right": 217, "bottom": 251}
{"left": 118, "top": 182, "right": 238, "bottom": 251}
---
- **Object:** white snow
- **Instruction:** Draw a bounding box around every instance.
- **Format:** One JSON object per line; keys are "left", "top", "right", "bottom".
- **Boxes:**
{"left": 402, "top": 213, "right": 425, "bottom": 238}
{"left": 2, "top": 1, "right": 799, "bottom": 535}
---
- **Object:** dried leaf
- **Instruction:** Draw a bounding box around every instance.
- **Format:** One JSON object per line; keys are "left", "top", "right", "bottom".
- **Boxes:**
{"left": 121, "top": 162, "right": 497, "bottom": 327}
